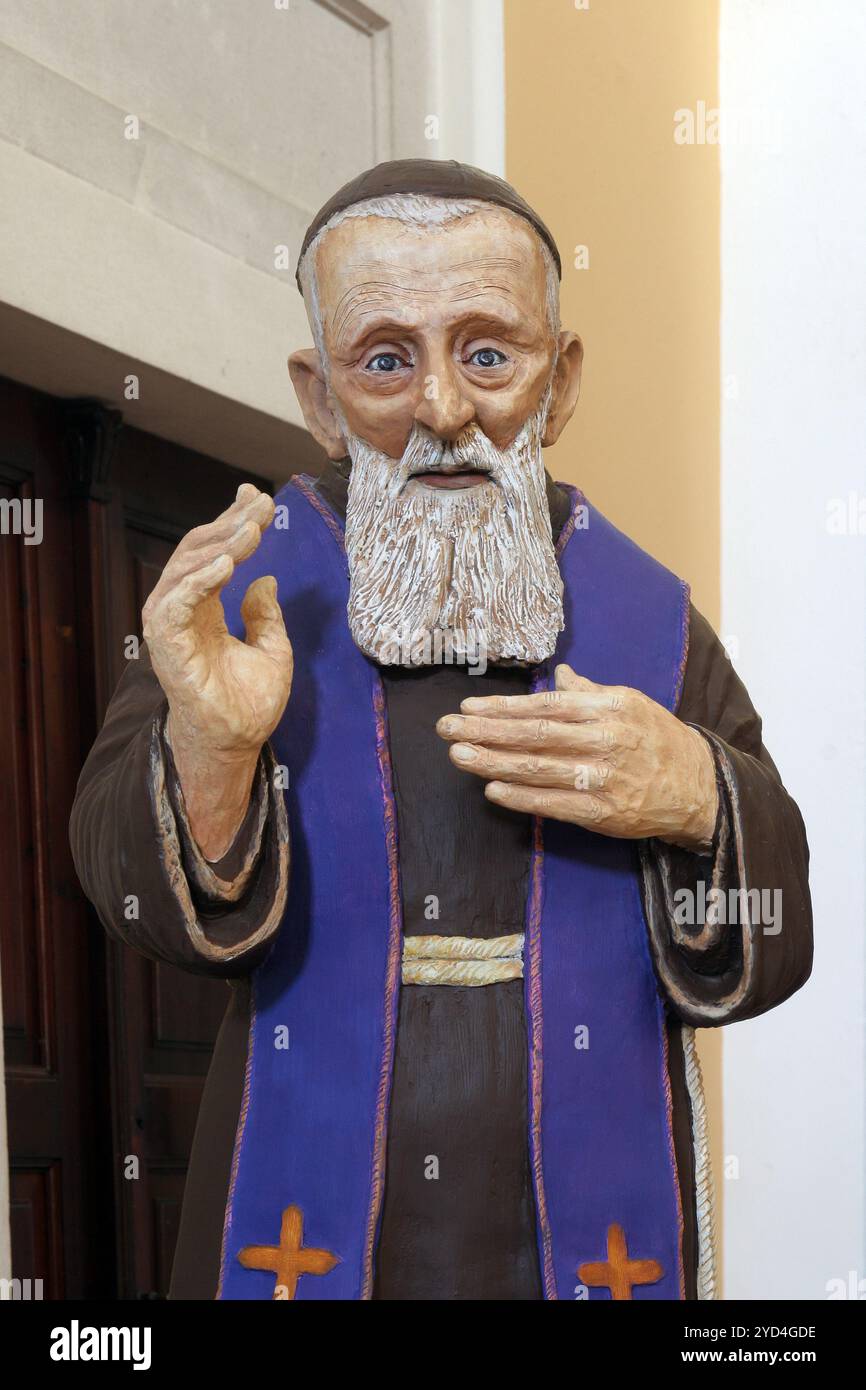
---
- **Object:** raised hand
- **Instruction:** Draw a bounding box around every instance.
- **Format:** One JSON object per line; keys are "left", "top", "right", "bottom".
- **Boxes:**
{"left": 142, "top": 483, "right": 293, "bottom": 861}
{"left": 436, "top": 663, "right": 718, "bottom": 852}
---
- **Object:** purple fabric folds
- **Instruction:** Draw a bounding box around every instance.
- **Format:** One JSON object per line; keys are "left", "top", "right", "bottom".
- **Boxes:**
{"left": 217, "top": 478, "right": 688, "bottom": 1301}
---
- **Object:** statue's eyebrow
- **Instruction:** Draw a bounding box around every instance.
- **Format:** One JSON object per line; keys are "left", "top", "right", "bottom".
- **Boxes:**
{"left": 331, "top": 280, "right": 421, "bottom": 346}
{"left": 331, "top": 271, "right": 527, "bottom": 348}
{"left": 342, "top": 318, "right": 419, "bottom": 355}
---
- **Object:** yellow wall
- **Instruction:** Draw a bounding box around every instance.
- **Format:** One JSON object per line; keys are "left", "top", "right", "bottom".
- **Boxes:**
{"left": 505, "top": 0, "right": 723, "bottom": 1280}
{"left": 505, "top": 0, "right": 720, "bottom": 621}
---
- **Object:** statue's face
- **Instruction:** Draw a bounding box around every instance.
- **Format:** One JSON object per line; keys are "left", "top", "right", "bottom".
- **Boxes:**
{"left": 288, "top": 202, "right": 582, "bottom": 667}
{"left": 313, "top": 207, "right": 558, "bottom": 464}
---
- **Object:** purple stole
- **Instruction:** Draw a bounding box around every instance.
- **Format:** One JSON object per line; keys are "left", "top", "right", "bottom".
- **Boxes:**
{"left": 216, "top": 475, "right": 690, "bottom": 1301}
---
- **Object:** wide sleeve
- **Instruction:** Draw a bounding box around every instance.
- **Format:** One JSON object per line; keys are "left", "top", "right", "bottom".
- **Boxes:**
{"left": 640, "top": 606, "right": 813, "bottom": 1025}
{"left": 69, "top": 644, "right": 289, "bottom": 978}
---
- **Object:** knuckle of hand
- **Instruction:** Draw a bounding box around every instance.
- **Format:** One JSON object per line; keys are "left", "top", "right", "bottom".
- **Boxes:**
{"left": 622, "top": 724, "right": 642, "bottom": 751}
{"left": 162, "top": 599, "right": 187, "bottom": 633}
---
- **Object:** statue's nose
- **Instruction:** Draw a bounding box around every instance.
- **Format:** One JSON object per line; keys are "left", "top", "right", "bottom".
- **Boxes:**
{"left": 412, "top": 357, "right": 476, "bottom": 442}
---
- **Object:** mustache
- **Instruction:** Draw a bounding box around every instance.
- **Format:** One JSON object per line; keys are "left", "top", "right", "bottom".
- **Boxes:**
{"left": 397, "top": 425, "right": 499, "bottom": 489}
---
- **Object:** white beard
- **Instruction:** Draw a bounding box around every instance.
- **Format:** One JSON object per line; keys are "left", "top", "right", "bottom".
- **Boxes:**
{"left": 342, "top": 394, "right": 564, "bottom": 667}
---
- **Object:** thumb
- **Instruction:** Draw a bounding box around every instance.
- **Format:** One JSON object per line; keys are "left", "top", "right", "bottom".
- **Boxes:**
{"left": 555, "top": 663, "right": 598, "bottom": 693}
{"left": 241, "top": 576, "right": 292, "bottom": 658}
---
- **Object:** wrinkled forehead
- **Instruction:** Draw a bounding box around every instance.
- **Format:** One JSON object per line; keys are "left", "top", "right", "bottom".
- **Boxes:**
{"left": 312, "top": 207, "right": 551, "bottom": 348}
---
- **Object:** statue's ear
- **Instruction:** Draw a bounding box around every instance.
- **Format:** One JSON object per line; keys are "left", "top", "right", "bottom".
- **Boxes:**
{"left": 542, "top": 332, "right": 584, "bottom": 447}
{"left": 287, "top": 349, "right": 347, "bottom": 460}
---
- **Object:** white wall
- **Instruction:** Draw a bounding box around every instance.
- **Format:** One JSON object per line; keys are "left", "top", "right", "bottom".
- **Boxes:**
{"left": 720, "top": 0, "right": 866, "bottom": 1298}
{"left": 0, "top": 0, "right": 504, "bottom": 476}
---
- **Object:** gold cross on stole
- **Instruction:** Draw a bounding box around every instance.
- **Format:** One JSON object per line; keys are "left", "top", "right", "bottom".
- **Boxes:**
{"left": 238, "top": 1205, "right": 338, "bottom": 1300}
{"left": 577, "top": 1222, "right": 664, "bottom": 1300}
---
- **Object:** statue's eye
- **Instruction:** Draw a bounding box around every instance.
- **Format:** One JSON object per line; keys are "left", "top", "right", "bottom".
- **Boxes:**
{"left": 468, "top": 348, "right": 506, "bottom": 368}
{"left": 366, "top": 353, "right": 406, "bottom": 373}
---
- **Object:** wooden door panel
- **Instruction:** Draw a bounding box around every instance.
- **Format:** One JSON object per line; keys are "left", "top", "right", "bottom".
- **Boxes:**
{"left": 0, "top": 480, "right": 43, "bottom": 1071}
{"left": 9, "top": 1165, "right": 62, "bottom": 1300}
{"left": 1, "top": 376, "right": 274, "bottom": 1299}
{"left": 1, "top": 379, "right": 114, "bottom": 1298}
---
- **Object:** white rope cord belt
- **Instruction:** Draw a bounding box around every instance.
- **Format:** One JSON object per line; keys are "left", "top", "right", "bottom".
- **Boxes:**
{"left": 401, "top": 933, "right": 525, "bottom": 987}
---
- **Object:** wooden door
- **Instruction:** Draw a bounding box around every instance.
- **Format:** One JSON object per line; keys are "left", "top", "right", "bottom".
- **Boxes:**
{"left": 0, "top": 378, "right": 113, "bottom": 1297}
{"left": 1, "top": 376, "right": 273, "bottom": 1297}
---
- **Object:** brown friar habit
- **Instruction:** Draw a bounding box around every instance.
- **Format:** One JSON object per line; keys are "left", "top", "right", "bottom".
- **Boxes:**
{"left": 70, "top": 162, "right": 812, "bottom": 1301}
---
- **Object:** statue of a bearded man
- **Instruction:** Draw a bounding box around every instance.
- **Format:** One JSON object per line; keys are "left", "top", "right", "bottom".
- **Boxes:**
{"left": 71, "top": 160, "right": 812, "bottom": 1302}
